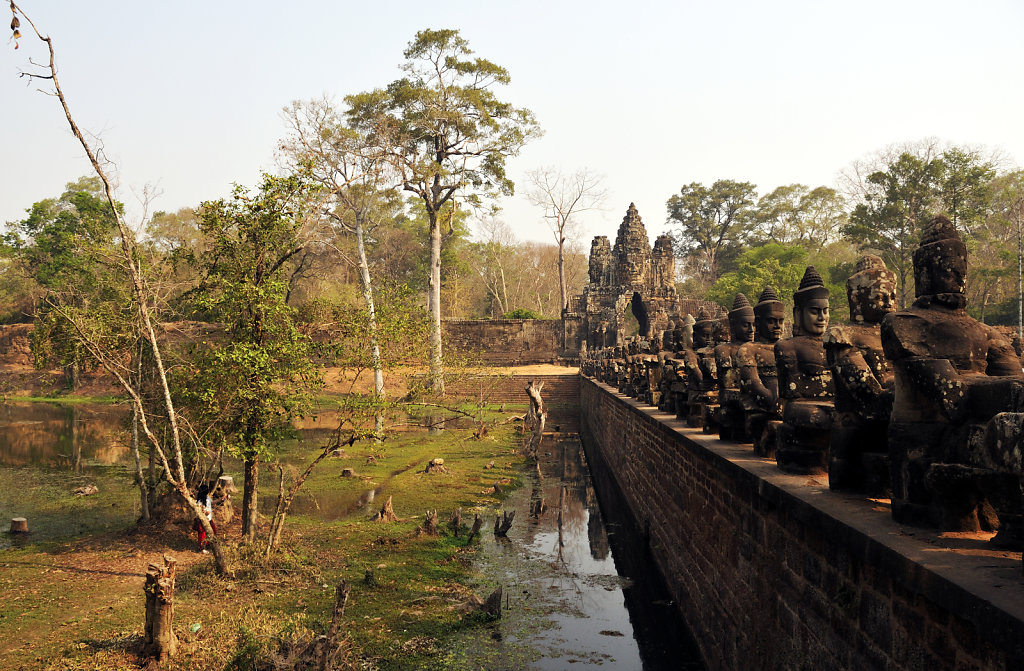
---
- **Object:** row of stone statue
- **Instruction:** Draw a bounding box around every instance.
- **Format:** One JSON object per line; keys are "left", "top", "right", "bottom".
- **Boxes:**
{"left": 580, "top": 216, "right": 1024, "bottom": 550}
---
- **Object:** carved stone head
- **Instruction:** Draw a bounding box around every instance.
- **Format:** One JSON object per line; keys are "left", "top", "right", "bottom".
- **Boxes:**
{"left": 693, "top": 309, "right": 715, "bottom": 348}
{"left": 847, "top": 254, "right": 897, "bottom": 324}
{"left": 913, "top": 215, "right": 967, "bottom": 301}
{"left": 793, "top": 266, "right": 830, "bottom": 337}
{"left": 728, "top": 293, "right": 756, "bottom": 343}
{"left": 754, "top": 285, "right": 785, "bottom": 343}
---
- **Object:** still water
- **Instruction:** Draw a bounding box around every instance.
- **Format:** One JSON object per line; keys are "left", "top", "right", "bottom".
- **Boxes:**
{"left": 450, "top": 437, "right": 706, "bottom": 670}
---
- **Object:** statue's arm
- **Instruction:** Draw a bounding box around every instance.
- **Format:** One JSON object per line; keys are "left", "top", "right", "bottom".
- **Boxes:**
{"left": 833, "top": 345, "right": 890, "bottom": 413}
{"left": 737, "top": 346, "right": 774, "bottom": 410}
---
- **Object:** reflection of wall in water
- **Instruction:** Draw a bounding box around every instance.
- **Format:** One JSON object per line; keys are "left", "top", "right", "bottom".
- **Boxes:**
{"left": 0, "top": 403, "right": 128, "bottom": 468}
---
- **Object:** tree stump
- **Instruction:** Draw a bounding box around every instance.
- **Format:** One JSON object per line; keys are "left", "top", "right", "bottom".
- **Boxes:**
{"left": 340, "top": 468, "right": 355, "bottom": 478}
{"left": 449, "top": 508, "right": 462, "bottom": 538}
{"left": 422, "top": 509, "right": 438, "bottom": 536}
{"left": 372, "top": 496, "right": 397, "bottom": 522}
{"left": 483, "top": 586, "right": 503, "bottom": 619}
{"left": 524, "top": 380, "right": 547, "bottom": 460}
{"left": 467, "top": 513, "right": 483, "bottom": 544}
{"left": 142, "top": 555, "right": 178, "bottom": 661}
{"left": 494, "top": 510, "right": 516, "bottom": 537}
{"left": 9, "top": 518, "right": 28, "bottom": 534}
{"left": 425, "top": 458, "right": 448, "bottom": 474}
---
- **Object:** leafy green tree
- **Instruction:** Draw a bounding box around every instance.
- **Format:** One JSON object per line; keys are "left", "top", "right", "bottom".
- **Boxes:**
{"left": 753, "top": 184, "right": 847, "bottom": 250}
{"left": 845, "top": 152, "right": 943, "bottom": 307}
{"left": 707, "top": 243, "right": 808, "bottom": 311}
{"left": 346, "top": 28, "right": 540, "bottom": 393}
{"left": 936, "top": 147, "right": 996, "bottom": 231}
{"left": 190, "top": 173, "right": 323, "bottom": 543}
{"left": 7, "top": 177, "right": 125, "bottom": 387}
{"left": 666, "top": 180, "right": 757, "bottom": 289}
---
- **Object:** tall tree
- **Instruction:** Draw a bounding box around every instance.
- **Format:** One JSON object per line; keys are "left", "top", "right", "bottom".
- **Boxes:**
{"left": 984, "top": 171, "right": 1024, "bottom": 336}
{"left": 666, "top": 180, "right": 757, "bottom": 288}
{"left": 280, "top": 96, "right": 404, "bottom": 438}
{"left": 753, "top": 184, "right": 847, "bottom": 250}
{"left": 525, "top": 166, "right": 606, "bottom": 312}
{"left": 935, "top": 146, "right": 996, "bottom": 232}
{"left": 845, "top": 152, "right": 943, "bottom": 307}
{"left": 346, "top": 28, "right": 540, "bottom": 393}
{"left": 191, "top": 173, "right": 322, "bottom": 543}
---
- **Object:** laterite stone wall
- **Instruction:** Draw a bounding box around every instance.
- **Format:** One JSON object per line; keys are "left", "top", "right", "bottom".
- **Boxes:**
{"left": 579, "top": 377, "right": 1024, "bottom": 671}
{"left": 443, "top": 319, "right": 564, "bottom": 365}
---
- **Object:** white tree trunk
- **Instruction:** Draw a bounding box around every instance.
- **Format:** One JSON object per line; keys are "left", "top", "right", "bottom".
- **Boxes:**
{"left": 355, "top": 224, "right": 385, "bottom": 436}
{"left": 428, "top": 218, "right": 444, "bottom": 393}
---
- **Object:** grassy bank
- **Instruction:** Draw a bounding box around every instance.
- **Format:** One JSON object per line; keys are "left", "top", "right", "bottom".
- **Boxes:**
{"left": 0, "top": 422, "right": 526, "bottom": 670}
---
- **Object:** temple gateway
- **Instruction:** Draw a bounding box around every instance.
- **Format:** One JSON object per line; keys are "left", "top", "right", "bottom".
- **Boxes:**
{"left": 564, "top": 203, "right": 689, "bottom": 350}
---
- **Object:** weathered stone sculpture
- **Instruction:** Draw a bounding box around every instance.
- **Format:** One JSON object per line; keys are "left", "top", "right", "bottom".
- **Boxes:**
{"left": 824, "top": 255, "right": 897, "bottom": 494}
{"left": 683, "top": 309, "right": 719, "bottom": 428}
{"left": 774, "top": 267, "right": 835, "bottom": 474}
{"left": 881, "top": 216, "right": 1024, "bottom": 536}
{"left": 716, "top": 294, "right": 756, "bottom": 441}
{"left": 736, "top": 286, "right": 786, "bottom": 455}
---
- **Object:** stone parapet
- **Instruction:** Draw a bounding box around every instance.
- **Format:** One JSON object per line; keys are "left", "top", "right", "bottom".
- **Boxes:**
{"left": 580, "top": 376, "right": 1024, "bottom": 671}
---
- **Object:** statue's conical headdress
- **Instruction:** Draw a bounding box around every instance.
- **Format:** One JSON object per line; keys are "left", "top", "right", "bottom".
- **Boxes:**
{"left": 754, "top": 285, "right": 783, "bottom": 317}
{"left": 794, "top": 266, "right": 829, "bottom": 305}
{"left": 729, "top": 292, "right": 754, "bottom": 320}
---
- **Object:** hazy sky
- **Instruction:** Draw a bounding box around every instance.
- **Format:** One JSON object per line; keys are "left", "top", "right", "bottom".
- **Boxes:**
{"left": 3, "top": 1, "right": 1023, "bottom": 248}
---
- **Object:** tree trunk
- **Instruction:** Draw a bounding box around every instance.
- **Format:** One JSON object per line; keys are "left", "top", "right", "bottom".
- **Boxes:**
{"left": 558, "top": 238, "right": 568, "bottom": 313}
{"left": 131, "top": 404, "right": 149, "bottom": 522}
{"left": 428, "top": 215, "right": 444, "bottom": 394}
{"left": 142, "top": 555, "right": 178, "bottom": 661}
{"left": 354, "top": 223, "right": 386, "bottom": 440}
{"left": 242, "top": 456, "right": 259, "bottom": 543}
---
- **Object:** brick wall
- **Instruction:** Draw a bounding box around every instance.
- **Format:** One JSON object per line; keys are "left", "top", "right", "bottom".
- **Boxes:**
{"left": 580, "top": 377, "right": 1024, "bottom": 671}
{"left": 443, "top": 319, "right": 565, "bottom": 364}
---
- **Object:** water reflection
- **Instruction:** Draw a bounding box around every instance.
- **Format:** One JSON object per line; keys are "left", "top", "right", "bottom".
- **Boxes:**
{"left": 0, "top": 402, "right": 129, "bottom": 471}
{"left": 461, "top": 438, "right": 704, "bottom": 670}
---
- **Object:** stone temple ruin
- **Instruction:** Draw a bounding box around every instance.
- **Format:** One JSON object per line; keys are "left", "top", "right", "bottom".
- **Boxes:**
{"left": 564, "top": 203, "right": 706, "bottom": 350}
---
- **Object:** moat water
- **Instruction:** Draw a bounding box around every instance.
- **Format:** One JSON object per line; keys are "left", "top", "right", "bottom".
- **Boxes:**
{"left": 0, "top": 402, "right": 706, "bottom": 669}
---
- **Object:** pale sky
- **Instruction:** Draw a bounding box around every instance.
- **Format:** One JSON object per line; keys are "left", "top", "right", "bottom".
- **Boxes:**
{"left": 3, "top": 1, "right": 1023, "bottom": 249}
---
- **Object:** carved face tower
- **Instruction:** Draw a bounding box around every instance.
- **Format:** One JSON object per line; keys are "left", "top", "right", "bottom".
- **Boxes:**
{"left": 614, "top": 203, "right": 652, "bottom": 287}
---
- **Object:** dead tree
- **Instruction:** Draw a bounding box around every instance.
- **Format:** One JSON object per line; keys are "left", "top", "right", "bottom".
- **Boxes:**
{"left": 316, "top": 580, "right": 350, "bottom": 671}
{"left": 449, "top": 508, "right": 462, "bottom": 537}
{"left": 494, "top": 510, "right": 516, "bottom": 537}
{"left": 142, "top": 555, "right": 178, "bottom": 661}
{"left": 524, "top": 380, "right": 547, "bottom": 461}
{"left": 7, "top": 3, "right": 232, "bottom": 576}
{"left": 467, "top": 513, "right": 483, "bottom": 544}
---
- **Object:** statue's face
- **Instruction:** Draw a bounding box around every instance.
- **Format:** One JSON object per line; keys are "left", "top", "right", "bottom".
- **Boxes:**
{"left": 854, "top": 275, "right": 897, "bottom": 323}
{"left": 730, "top": 314, "right": 755, "bottom": 343}
{"left": 795, "top": 298, "right": 829, "bottom": 336}
{"left": 755, "top": 305, "right": 786, "bottom": 342}
{"left": 916, "top": 249, "right": 967, "bottom": 297}
{"left": 693, "top": 322, "right": 713, "bottom": 348}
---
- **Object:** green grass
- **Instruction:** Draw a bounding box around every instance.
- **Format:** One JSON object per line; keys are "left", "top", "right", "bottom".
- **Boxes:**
{"left": 0, "top": 422, "right": 528, "bottom": 670}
